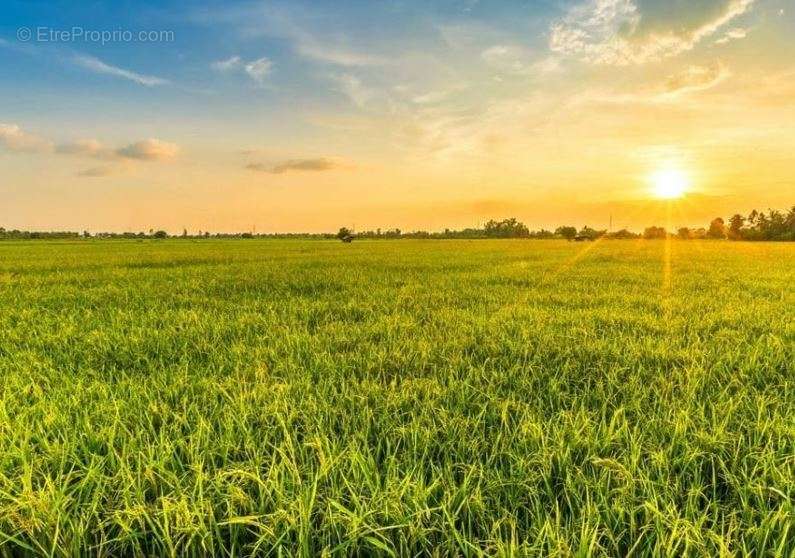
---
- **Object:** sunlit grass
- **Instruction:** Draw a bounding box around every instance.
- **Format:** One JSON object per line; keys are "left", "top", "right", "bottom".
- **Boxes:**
{"left": 0, "top": 239, "right": 792, "bottom": 556}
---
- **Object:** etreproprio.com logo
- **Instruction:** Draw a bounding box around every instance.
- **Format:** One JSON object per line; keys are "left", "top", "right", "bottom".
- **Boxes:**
{"left": 17, "top": 27, "right": 174, "bottom": 45}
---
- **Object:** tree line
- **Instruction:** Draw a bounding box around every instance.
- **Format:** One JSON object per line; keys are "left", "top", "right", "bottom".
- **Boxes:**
{"left": 678, "top": 207, "right": 795, "bottom": 241}
{"left": 2, "top": 206, "right": 792, "bottom": 241}
{"left": 343, "top": 207, "right": 794, "bottom": 242}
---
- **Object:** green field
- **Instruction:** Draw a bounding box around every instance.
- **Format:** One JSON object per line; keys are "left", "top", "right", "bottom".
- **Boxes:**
{"left": 0, "top": 239, "right": 792, "bottom": 556}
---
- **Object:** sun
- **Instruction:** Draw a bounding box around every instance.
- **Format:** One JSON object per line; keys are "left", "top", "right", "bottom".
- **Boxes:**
{"left": 650, "top": 168, "right": 689, "bottom": 199}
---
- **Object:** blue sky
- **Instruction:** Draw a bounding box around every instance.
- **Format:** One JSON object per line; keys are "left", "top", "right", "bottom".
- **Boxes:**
{"left": 1, "top": 0, "right": 793, "bottom": 232}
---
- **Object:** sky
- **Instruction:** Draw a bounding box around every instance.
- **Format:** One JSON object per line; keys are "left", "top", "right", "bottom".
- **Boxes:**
{"left": 1, "top": 0, "right": 793, "bottom": 233}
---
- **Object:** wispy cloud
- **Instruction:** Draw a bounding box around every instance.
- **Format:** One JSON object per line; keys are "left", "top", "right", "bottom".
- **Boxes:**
{"left": 330, "top": 74, "right": 377, "bottom": 108}
{"left": 247, "top": 157, "right": 352, "bottom": 174}
{"left": 77, "top": 165, "right": 118, "bottom": 178}
{"left": 550, "top": 0, "right": 756, "bottom": 64}
{"left": 211, "top": 55, "right": 243, "bottom": 72}
{"left": 212, "top": 55, "right": 273, "bottom": 84}
{"left": 116, "top": 139, "right": 179, "bottom": 161}
{"left": 289, "top": 32, "right": 387, "bottom": 67}
{"left": 0, "top": 123, "right": 53, "bottom": 153}
{"left": 244, "top": 57, "right": 273, "bottom": 84}
{"left": 57, "top": 139, "right": 114, "bottom": 158}
{"left": 59, "top": 138, "right": 179, "bottom": 161}
{"left": 73, "top": 54, "right": 168, "bottom": 86}
{"left": 663, "top": 62, "right": 730, "bottom": 96}
{"left": 481, "top": 45, "right": 562, "bottom": 75}
{"left": 2, "top": 124, "right": 179, "bottom": 178}
{"left": 715, "top": 27, "right": 748, "bottom": 44}
{"left": 196, "top": 4, "right": 387, "bottom": 67}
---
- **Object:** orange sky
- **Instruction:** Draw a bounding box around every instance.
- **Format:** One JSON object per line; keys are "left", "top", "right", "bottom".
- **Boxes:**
{"left": 1, "top": 0, "right": 793, "bottom": 233}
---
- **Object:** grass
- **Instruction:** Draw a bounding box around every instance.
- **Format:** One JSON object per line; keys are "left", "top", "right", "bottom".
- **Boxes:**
{"left": 0, "top": 238, "right": 792, "bottom": 556}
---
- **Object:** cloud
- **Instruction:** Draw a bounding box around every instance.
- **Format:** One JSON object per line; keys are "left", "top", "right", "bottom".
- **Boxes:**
{"left": 77, "top": 166, "right": 117, "bottom": 178}
{"left": 715, "top": 27, "right": 748, "bottom": 44}
{"left": 56, "top": 139, "right": 114, "bottom": 159}
{"left": 116, "top": 139, "right": 179, "bottom": 161}
{"left": 0, "top": 123, "right": 52, "bottom": 153}
{"left": 481, "top": 45, "right": 531, "bottom": 73}
{"left": 244, "top": 57, "right": 273, "bottom": 83}
{"left": 481, "top": 45, "right": 563, "bottom": 76}
{"left": 550, "top": 0, "right": 756, "bottom": 65}
{"left": 211, "top": 55, "right": 272, "bottom": 84}
{"left": 1, "top": 124, "right": 178, "bottom": 177}
{"left": 412, "top": 90, "right": 454, "bottom": 105}
{"left": 291, "top": 34, "right": 386, "bottom": 67}
{"left": 73, "top": 54, "right": 168, "bottom": 86}
{"left": 195, "top": 5, "right": 386, "bottom": 67}
{"left": 211, "top": 56, "right": 243, "bottom": 71}
{"left": 246, "top": 157, "right": 351, "bottom": 174}
{"left": 663, "top": 62, "right": 729, "bottom": 95}
{"left": 58, "top": 138, "right": 180, "bottom": 162}
{"left": 330, "top": 74, "right": 377, "bottom": 108}
{"left": 261, "top": 8, "right": 386, "bottom": 67}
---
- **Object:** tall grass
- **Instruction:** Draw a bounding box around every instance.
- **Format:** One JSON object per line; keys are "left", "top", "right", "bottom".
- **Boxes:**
{"left": 0, "top": 239, "right": 792, "bottom": 556}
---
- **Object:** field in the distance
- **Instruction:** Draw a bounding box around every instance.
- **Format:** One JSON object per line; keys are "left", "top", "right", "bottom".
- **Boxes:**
{"left": 0, "top": 239, "right": 792, "bottom": 556}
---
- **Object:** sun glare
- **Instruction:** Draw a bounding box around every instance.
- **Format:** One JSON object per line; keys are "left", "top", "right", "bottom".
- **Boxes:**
{"left": 650, "top": 168, "right": 689, "bottom": 199}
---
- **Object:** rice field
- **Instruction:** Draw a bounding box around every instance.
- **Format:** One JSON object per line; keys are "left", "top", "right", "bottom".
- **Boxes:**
{"left": 0, "top": 239, "right": 792, "bottom": 556}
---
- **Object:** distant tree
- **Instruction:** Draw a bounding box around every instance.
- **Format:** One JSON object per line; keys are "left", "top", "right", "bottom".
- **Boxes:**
{"left": 555, "top": 226, "right": 577, "bottom": 241}
{"left": 727, "top": 214, "right": 745, "bottom": 240}
{"left": 484, "top": 218, "right": 529, "bottom": 238}
{"left": 82, "top": 230, "right": 91, "bottom": 238}
{"left": 706, "top": 217, "right": 726, "bottom": 239}
{"left": 337, "top": 227, "right": 355, "bottom": 243}
{"left": 677, "top": 227, "right": 691, "bottom": 240}
{"left": 182, "top": 228, "right": 188, "bottom": 238}
{"left": 609, "top": 228, "right": 639, "bottom": 239}
{"left": 747, "top": 209, "right": 758, "bottom": 228}
{"left": 577, "top": 226, "right": 605, "bottom": 241}
{"left": 240, "top": 232, "right": 253, "bottom": 239}
{"left": 153, "top": 230, "right": 168, "bottom": 239}
{"left": 785, "top": 206, "right": 795, "bottom": 240}
{"left": 643, "top": 226, "right": 667, "bottom": 239}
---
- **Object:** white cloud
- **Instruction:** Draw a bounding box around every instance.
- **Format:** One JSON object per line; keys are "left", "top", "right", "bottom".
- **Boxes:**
{"left": 116, "top": 139, "right": 179, "bottom": 161}
{"left": 0, "top": 123, "right": 52, "bottom": 153}
{"left": 211, "top": 56, "right": 243, "bottom": 71}
{"left": 212, "top": 55, "right": 273, "bottom": 84}
{"left": 195, "top": 5, "right": 387, "bottom": 67}
{"left": 715, "top": 27, "right": 748, "bottom": 44}
{"left": 1, "top": 124, "right": 178, "bottom": 177}
{"left": 481, "top": 45, "right": 529, "bottom": 73}
{"left": 481, "top": 46, "right": 563, "bottom": 76}
{"left": 291, "top": 32, "right": 387, "bottom": 67}
{"left": 549, "top": 0, "right": 640, "bottom": 64}
{"left": 244, "top": 57, "right": 273, "bottom": 83}
{"left": 56, "top": 139, "right": 113, "bottom": 158}
{"left": 662, "top": 62, "right": 730, "bottom": 96}
{"left": 330, "top": 74, "right": 377, "bottom": 108}
{"left": 262, "top": 9, "right": 387, "bottom": 67}
{"left": 73, "top": 54, "right": 168, "bottom": 86}
{"left": 550, "top": 0, "right": 756, "bottom": 64}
